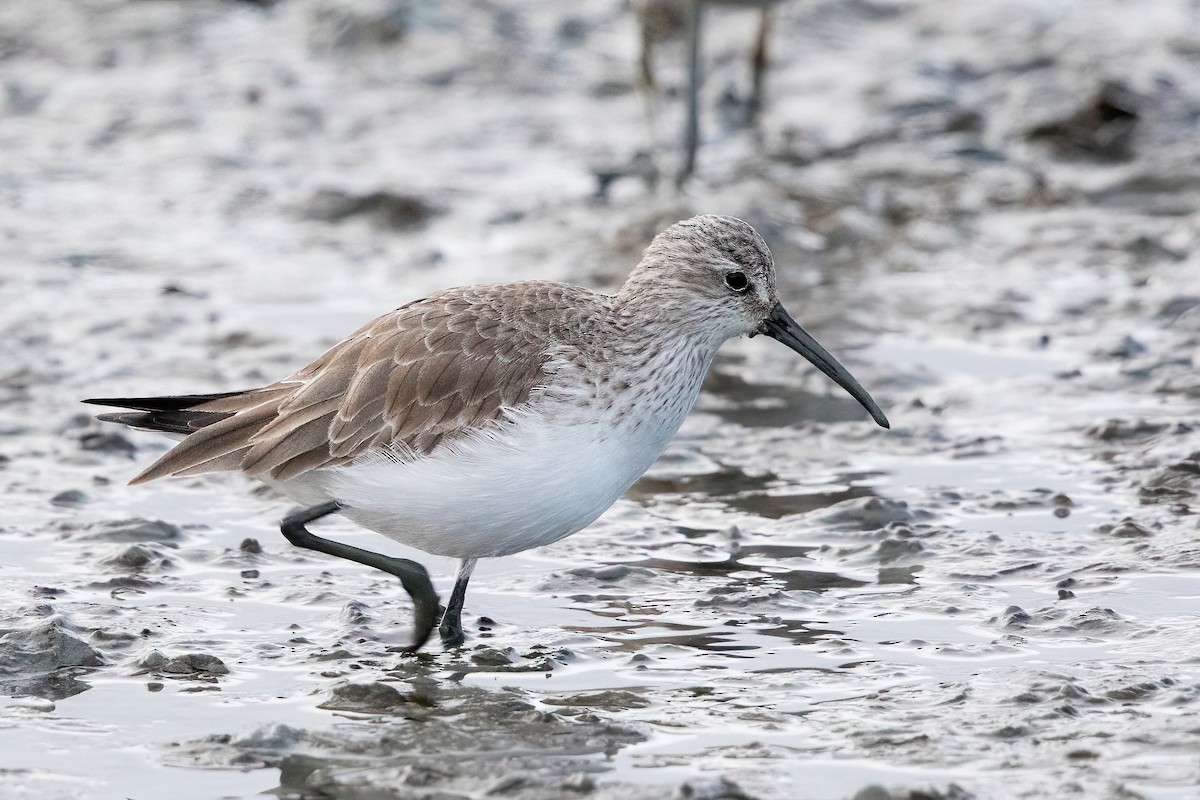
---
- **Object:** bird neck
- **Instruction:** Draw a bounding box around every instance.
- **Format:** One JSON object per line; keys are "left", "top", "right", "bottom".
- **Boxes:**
{"left": 611, "top": 288, "right": 729, "bottom": 356}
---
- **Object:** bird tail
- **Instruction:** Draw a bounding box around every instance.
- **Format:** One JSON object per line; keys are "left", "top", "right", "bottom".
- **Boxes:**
{"left": 83, "top": 392, "right": 245, "bottom": 435}
{"left": 83, "top": 389, "right": 285, "bottom": 483}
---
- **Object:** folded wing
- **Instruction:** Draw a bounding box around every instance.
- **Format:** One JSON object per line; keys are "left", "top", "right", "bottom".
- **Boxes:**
{"left": 91, "top": 286, "right": 565, "bottom": 484}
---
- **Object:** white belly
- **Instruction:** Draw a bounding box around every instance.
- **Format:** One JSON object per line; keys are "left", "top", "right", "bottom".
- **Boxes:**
{"left": 275, "top": 409, "right": 674, "bottom": 558}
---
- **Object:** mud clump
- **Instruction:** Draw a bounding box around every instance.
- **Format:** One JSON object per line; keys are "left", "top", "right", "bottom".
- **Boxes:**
{"left": 443, "top": 645, "right": 570, "bottom": 674}
{"left": 136, "top": 650, "right": 229, "bottom": 678}
{"left": 469, "top": 646, "right": 516, "bottom": 667}
{"left": 318, "top": 680, "right": 407, "bottom": 714}
{"left": 50, "top": 489, "right": 88, "bottom": 507}
{"left": 77, "top": 429, "right": 137, "bottom": 456}
{"left": 177, "top": 681, "right": 646, "bottom": 799}
{"left": 679, "top": 776, "right": 760, "bottom": 799}
{"left": 308, "top": 0, "right": 411, "bottom": 52}
{"left": 99, "top": 543, "right": 175, "bottom": 571}
{"left": 850, "top": 785, "right": 975, "bottom": 800}
{"left": 632, "top": 464, "right": 778, "bottom": 499}
{"left": 0, "top": 618, "right": 104, "bottom": 700}
{"left": 77, "top": 518, "right": 183, "bottom": 544}
{"left": 1027, "top": 81, "right": 1141, "bottom": 162}
{"left": 567, "top": 565, "right": 642, "bottom": 582}
{"left": 876, "top": 537, "right": 924, "bottom": 564}
{"left": 818, "top": 497, "right": 915, "bottom": 530}
{"left": 1096, "top": 518, "right": 1153, "bottom": 538}
{"left": 1070, "top": 607, "right": 1124, "bottom": 634}
{"left": 729, "top": 485, "right": 875, "bottom": 519}
{"left": 1157, "top": 296, "right": 1200, "bottom": 322}
{"left": 0, "top": 619, "right": 104, "bottom": 675}
{"left": 163, "top": 653, "right": 229, "bottom": 676}
{"left": 302, "top": 188, "right": 441, "bottom": 231}
{"left": 1138, "top": 457, "right": 1200, "bottom": 503}
{"left": 543, "top": 690, "right": 651, "bottom": 711}
{"left": 1085, "top": 419, "right": 1170, "bottom": 442}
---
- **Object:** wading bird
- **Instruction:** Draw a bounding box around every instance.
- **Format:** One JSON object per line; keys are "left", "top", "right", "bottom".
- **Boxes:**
{"left": 87, "top": 215, "right": 888, "bottom": 651}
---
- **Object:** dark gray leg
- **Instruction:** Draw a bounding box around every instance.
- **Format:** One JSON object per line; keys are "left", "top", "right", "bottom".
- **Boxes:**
{"left": 280, "top": 501, "right": 439, "bottom": 653}
{"left": 638, "top": 23, "right": 656, "bottom": 91}
{"left": 748, "top": 7, "right": 772, "bottom": 120}
{"left": 438, "top": 557, "right": 477, "bottom": 646}
{"left": 679, "top": 0, "right": 703, "bottom": 185}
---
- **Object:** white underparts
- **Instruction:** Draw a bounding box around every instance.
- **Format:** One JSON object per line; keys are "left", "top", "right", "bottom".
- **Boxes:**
{"left": 271, "top": 337, "right": 717, "bottom": 559}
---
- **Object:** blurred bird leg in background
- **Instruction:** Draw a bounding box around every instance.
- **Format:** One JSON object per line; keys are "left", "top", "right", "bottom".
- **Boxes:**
{"left": 631, "top": 0, "right": 779, "bottom": 184}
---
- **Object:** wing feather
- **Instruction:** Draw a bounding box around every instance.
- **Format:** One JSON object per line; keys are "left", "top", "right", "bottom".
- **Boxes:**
{"left": 130, "top": 401, "right": 282, "bottom": 484}
{"left": 125, "top": 283, "right": 605, "bottom": 484}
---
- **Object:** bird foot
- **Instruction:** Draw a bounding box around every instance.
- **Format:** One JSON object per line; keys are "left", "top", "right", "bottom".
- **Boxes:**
{"left": 438, "top": 613, "right": 466, "bottom": 647}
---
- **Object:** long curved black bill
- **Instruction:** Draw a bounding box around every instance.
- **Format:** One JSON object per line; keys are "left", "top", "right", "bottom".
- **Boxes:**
{"left": 758, "top": 303, "right": 890, "bottom": 429}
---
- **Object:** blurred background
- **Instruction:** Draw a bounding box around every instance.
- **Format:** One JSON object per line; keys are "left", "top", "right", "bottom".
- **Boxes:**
{"left": 1, "top": 1, "right": 1198, "bottom": 799}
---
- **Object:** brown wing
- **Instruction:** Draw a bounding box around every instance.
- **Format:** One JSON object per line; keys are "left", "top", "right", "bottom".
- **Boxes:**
{"left": 128, "top": 283, "right": 593, "bottom": 484}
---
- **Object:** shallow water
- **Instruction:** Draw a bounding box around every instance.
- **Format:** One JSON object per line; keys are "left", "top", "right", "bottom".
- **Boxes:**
{"left": 2, "top": 1, "right": 1199, "bottom": 798}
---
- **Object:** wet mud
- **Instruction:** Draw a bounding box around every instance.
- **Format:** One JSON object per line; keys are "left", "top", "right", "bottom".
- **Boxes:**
{"left": 1, "top": 1, "right": 1199, "bottom": 798}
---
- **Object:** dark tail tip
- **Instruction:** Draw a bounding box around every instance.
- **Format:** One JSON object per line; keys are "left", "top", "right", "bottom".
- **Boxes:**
{"left": 83, "top": 391, "right": 246, "bottom": 412}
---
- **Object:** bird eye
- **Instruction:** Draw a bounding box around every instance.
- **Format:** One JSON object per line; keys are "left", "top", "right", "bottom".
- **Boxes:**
{"left": 724, "top": 271, "right": 750, "bottom": 293}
